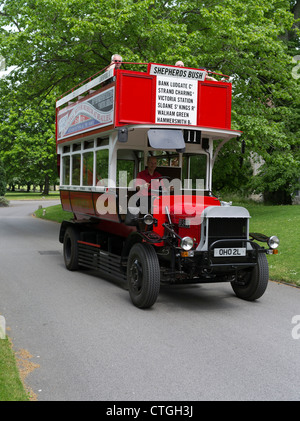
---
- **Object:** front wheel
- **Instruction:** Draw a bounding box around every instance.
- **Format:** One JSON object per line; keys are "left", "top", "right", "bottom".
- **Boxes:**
{"left": 127, "top": 243, "right": 160, "bottom": 309}
{"left": 231, "top": 252, "right": 269, "bottom": 301}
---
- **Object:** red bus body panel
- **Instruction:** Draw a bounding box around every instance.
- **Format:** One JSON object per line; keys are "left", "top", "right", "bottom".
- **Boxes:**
{"left": 56, "top": 67, "right": 232, "bottom": 146}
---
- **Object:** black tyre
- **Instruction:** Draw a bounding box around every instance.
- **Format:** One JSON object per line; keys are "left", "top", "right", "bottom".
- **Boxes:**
{"left": 127, "top": 243, "right": 160, "bottom": 308}
{"left": 63, "top": 226, "right": 80, "bottom": 271}
{"left": 231, "top": 252, "right": 269, "bottom": 301}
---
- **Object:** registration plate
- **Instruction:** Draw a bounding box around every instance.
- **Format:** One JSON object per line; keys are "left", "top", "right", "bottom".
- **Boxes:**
{"left": 214, "top": 247, "right": 246, "bottom": 257}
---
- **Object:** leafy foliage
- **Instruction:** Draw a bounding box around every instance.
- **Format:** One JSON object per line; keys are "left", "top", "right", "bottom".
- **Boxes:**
{"left": 0, "top": 81, "right": 57, "bottom": 193}
{"left": 0, "top": 0, "right": 299, "bottom": 202}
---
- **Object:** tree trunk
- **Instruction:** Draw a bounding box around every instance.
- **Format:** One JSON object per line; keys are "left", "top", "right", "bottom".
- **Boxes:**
{"left": 280, "top": 0, "right": 300, "bottom": 43}
{"left": 263, "top": 189, "right": 292, "bottom": 205}
{"left": 42, "top": 174, "right": 49, "bottom": 195}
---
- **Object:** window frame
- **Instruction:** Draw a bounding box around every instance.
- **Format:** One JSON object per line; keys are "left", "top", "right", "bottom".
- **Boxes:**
{"left": 59, "top": 138, "right": 109, "bottom": 191}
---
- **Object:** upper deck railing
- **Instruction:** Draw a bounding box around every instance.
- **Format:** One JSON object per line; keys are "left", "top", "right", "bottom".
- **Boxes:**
{"left": 56, "top": 63, "right": 232, "bottom": 143}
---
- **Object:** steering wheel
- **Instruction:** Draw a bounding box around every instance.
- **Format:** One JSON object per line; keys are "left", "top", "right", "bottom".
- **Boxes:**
{"left": 151, "top": 176, "right": 171, "bottom": 180}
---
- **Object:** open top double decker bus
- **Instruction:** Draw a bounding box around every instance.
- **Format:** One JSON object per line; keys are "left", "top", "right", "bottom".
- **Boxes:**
{"left": 56, "top": 62, "right": 279, "bottom": 308}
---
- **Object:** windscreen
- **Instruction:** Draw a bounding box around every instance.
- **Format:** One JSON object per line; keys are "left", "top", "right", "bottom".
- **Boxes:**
{"left": 148, "top": 129, "right": 185, "bottom": 150}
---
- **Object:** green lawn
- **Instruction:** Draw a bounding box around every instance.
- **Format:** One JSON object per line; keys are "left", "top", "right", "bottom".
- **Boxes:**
{"left": 0, "top": 339, "right": 29, "bottom": 401}
{"left": 5, "top": 191, "right": 60, "bottom": 200}
{"left": 232, "top": 201, "right": 300, "bottom": 286}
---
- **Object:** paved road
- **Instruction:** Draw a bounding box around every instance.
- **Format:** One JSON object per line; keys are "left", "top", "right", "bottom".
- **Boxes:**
{"left": 0, "top": 200, "right": 300, "bottom": 401}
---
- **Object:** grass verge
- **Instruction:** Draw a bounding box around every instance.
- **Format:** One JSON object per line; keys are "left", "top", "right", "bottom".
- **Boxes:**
{"left": 0, "top": 338, "right": 30, "bottom": 401}
{"left": 34, "top": 204, "right": 73, "bottom": 223}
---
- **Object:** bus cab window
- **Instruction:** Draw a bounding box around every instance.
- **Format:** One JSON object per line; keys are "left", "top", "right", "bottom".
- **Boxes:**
{"left": 182, "top": 154, "right": 207, "bottom": 189}
{"left": 117, "top": 150, "right": 144, "bottom": 187}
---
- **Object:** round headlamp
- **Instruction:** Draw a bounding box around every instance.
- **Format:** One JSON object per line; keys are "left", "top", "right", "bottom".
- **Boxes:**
{"left": 181, "top": 236, "right": 194, "bottom": 251}
{"left": 144, "top": 214, "right": 154, "bottom": 225}
{"left": 268, "top": 235, "right": 280, "bottom": 249}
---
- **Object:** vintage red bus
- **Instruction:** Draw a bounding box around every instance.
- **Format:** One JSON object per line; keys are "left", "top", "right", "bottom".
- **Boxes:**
{"left": 56, "top": 62, "right": 279, "bottom": 308}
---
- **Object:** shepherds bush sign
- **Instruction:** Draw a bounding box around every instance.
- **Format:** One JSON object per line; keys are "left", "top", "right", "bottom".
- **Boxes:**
{"left": 149, "top": 64, "right": 206, "bottom": 81}
{"left": 150, "top": 65, "right": 203, "bottom": 125}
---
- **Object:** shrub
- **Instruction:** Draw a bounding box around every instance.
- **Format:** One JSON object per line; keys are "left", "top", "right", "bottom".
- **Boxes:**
{"left": 0, "top": 196, "right": 9, "bottom": 207}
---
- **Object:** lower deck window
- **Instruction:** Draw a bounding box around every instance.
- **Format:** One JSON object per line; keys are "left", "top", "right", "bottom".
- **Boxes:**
{"left": 96, "top": 149, "right": 109, "bottom": 186}
{"left": 83, "top": 152, "right": 94, "bottom": 186}
{"left": 62, "top": 156, "right": 70, "bottom": 185}
{"left": 72, "top": 154, "right": 81, "bottom": 186}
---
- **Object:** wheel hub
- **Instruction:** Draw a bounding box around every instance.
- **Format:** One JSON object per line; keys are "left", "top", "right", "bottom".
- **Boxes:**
{"left": 130, "top": 259, "right": 143, "bottom": 292}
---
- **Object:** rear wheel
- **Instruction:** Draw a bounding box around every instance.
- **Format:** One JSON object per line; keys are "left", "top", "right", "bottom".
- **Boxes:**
{"left": 63, "top": 226, "right": 80, "bottom": 271}
{"left": 231, "top": 252, "right": 269, "bottom": 301}
{"left": 127, "top": 243, "right": 160, "bottom": 308}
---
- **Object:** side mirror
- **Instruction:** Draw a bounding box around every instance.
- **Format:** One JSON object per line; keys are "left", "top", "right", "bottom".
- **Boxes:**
{"left": 202, "top": 138, "right": 209, "bottom": 150}
{"left": 118, "top": 127, "right": 128, "bottom": 143}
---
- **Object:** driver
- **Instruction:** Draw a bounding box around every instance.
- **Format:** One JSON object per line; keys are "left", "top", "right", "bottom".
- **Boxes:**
{"left": 136, "top": 156, "right": 162, "bottom": 194}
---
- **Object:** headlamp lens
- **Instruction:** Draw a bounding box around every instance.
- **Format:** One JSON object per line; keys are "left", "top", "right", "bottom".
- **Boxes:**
{"left": 181, "top": 236, "right": 193, "bottom": 251}
{"left": 268, "top": 235, "right": 280, "bottom": 249}
{"left": 144, "top": 214, "right": 154, "bottom": 225}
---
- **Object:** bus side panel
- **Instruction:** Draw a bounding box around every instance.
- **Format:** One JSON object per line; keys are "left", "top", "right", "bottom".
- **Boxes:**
{"left": 116, "top": 73, "right": 156, "bottom": 125}
{"left": 60, "top": 190, "right": 72, "bottom": 212}
{"left": 197, "top": 82, "right": 232, "bottom": 130}
{"left": 64, "top": 191, "right": 120, "bottom": 223}
{"left": 69, "top": 191, "right": 95, "bottom": 215}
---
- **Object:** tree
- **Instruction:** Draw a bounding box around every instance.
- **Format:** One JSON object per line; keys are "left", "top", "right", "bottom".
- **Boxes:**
{"left": 0, "top": 0, "right": 294, "bottom": 96}
{"left": 0, "top": 82, "right": 58, "bottom": 194}
{"left": 0, "top": 0, "right": 299, "bottom": 202}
